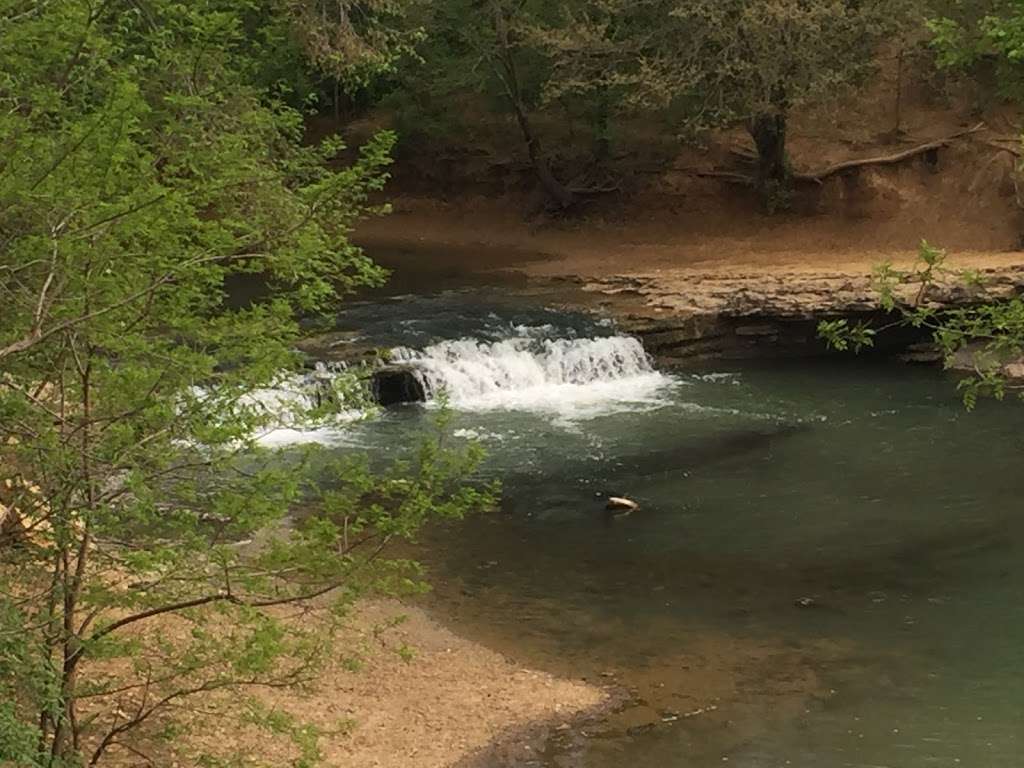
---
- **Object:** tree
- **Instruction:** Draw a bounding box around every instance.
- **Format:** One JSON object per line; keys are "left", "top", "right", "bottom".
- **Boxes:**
{"left": 286, "top": 0, "right": 426, "bottom": 116}
{"left": 820, "top": 6, "right": 1024, "bottom": 406}
{"left": 0, "top": 1, "right": 494, "bottom": 765}
{"left": 539, "top": 0, "right": 908, "bottom": 202}
{"left": 398, "top": 0, "right": 579, "bottom": 210}
{"left": 928, "top": 0, "right": 1024, "bottom": 101}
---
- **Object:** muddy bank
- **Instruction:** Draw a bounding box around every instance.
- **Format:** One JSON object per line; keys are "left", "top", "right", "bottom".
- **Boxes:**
{"left": 356, "top": 194, "right": 1024, "bottom": 280}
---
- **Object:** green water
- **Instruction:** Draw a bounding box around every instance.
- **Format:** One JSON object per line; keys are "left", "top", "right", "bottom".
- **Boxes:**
{"left": 319, "top": 294, "right": 1024, "bottom": 766}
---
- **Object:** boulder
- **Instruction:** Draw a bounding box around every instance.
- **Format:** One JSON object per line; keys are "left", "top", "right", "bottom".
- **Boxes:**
{"left": 950, "top": 344, "right": 1024, "bottom": 381}
{"left": 949, "top": 342, "right": 1014, "bottom": 373}
{"left": 371, "top": 365, "right": 427, "bottom": 406}
{"left": 1005, "top": 360, "right": 1024, "bottom": 381}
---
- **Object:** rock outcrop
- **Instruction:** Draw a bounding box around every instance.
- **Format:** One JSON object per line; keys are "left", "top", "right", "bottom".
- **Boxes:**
{"left": 580, "top": 264, "right": 1024, "bottom": 364}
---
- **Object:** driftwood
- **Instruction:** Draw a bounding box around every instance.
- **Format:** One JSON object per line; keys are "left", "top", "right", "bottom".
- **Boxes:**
{"left": 792, "top": 122, "right": 986, "bottom": 184}
{"left": 692, "top": 170, "right": 756, "bottom": 186}
{"left": 676, "top": 123, "right": 988, "bottom": 187}
{"left": 981, "top": 139, "right": 1023, "bottom": 158}
{"left": 568, "top": 183, "right": 621, "bottom": 196}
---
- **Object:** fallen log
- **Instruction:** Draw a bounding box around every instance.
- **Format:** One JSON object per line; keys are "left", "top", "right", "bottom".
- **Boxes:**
{"left": 792, "top": 122, "right": 986, "bottom": 183}
{"left": 675, "top": 123, "right": 987, "bottom": 187}
{"left": 692, "top": 170, "right": 756, "bottom": 186}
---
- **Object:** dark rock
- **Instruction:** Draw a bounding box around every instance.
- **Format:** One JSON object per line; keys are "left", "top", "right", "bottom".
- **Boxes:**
{"left": 897, "top": 342, "right": 943, "bottom": 364}
{"left": 734, "top": 324, "right": 780, "bottom": 337}
{"left": 371, "top": 366, "right": 426, "bottom": 406}
{"left": 295, "top": 331, "right": 380, "bottom": 365}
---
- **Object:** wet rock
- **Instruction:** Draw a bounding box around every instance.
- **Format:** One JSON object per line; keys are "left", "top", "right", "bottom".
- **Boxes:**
{"left": 587, "top": 265, "right": 1024, "bottom": 364}
{"left": 295, "top": 331, "right": 380, "bottom": 365}
{"left": 896, "top": 342, "right": 943, "bottom": 364}
{"left": 949, "top": 342, "right": 1010, "bottom": 372}
{"left": 371, "top": 365, "right": 426, "bottom": 406}
{"left": 734, "top": 324, "right": 780, "bottom": 337}
{"left": 949, "top": 344, "right": 1024, "bottom": 380}
{"left": 1004, "top": 360, "right": 1024, "bottom": 380}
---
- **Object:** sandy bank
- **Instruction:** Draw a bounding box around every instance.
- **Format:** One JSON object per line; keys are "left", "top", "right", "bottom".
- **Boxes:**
{"left": 145, "top": 599, "right": 609, "bottom": 768}
{"left": 357, "top": 196, "right": 1024, "bottom": 282}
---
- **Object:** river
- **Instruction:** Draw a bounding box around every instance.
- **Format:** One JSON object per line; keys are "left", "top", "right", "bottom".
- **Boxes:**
{"left": 264, "top": 287, "right": 1024, "bottom": 767}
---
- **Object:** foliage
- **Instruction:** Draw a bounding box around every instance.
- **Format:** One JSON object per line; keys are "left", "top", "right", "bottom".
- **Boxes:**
{"left": 817, "top": 318, "right": 877, "bottom": 353}
{"left": 536, "top": 0, "right": 916, "bottom": 190}
{"left": 391, "top": 1, "right": 557, "bottom": 134}
{"left": 928, "top": 0, "right": 1024, "bottom": 99}
{"left": 386, "top": 0, "right": 586, "bottom": 208}
{"left": 818, "top": 241, "right": 1024, "bottom": 408}
{"left": 288, "top": 0, "right": 426, "bottom": 90}
{"left": 0, "top": 1, "right": 494, "bottom": 765}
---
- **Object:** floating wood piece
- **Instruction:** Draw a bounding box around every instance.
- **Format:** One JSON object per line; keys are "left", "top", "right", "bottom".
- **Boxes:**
{"left": 606, "top": 496, "right": 640, "bottom": 515}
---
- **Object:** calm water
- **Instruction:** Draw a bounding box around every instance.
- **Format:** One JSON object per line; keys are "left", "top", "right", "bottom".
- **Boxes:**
{"left": 283, "top": 291, "right": 1024, "bottom": 767}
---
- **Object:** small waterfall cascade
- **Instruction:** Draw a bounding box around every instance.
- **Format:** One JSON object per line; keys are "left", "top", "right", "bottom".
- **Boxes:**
{"left": 240, "top": 333, "right": 672, "bottom": 446}
{"left": 244, "top": 361, "right": 351, "bottom": 413}
{"left": 389, "top": 335, "right": 669, "bottom": 410}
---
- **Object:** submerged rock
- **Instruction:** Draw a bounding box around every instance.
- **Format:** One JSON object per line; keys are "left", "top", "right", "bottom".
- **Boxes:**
{"left": 949, "top": 343, "right": 1024, "bottom": 381}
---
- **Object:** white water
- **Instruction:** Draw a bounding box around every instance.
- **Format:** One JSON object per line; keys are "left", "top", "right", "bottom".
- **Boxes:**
{"left": 233, "top": 334, "right": 674, "bottom": 446}
{"left": 391, "top": 335, "right": 673, "bottom": 416}
{"left": 235, "top": 363, "right": 366, "bottom": 447}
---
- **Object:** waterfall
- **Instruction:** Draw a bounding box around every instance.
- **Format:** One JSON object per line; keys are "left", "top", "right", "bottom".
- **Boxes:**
{"left": 234, "top": 362, "right": 366, "bottom": 447}
{"left": 243, "top": 362, "right": 350, "bottom": 414}
{"left": 390, "top": 335, "right": 671, "bottom": 412}
{"left": 239, "top": 334, "right": 672, "bottom": 446}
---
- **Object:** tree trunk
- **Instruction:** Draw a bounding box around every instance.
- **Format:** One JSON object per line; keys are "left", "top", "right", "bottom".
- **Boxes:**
{"left": 491, "top": 2, "right": 575, "bottom": 212}
{"left": 509, "top": 97, "right": 575, "bottom": 210}
{"left": 593, "top": 89, "right": 611, "bottom": 164}
{"left": 748, "top": 111, "right": 789, "bottom": 187}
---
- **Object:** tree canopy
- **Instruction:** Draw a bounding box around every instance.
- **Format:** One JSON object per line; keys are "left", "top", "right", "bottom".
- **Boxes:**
{"left": 0, "top": 2, "right": 492, "bottom": 764}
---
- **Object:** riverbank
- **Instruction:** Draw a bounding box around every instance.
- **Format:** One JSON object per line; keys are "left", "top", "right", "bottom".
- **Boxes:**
{"left": 356, "top": 196, "right": 1024, "bottom": 364}
{"left": 357, "top": 195, "right": 1024, "bottom": 281}
{"left": 155, "top": 599, "right": 610, "bottom": 768}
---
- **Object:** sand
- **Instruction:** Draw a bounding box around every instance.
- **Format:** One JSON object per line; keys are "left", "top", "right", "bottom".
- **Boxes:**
{"left": 93, "top": 599, "right": 609, "bottom": 768}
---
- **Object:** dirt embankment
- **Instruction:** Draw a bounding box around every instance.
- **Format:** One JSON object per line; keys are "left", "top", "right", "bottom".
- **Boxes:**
{"left": 354, "top": 81, "right": 1024, "bottom": 361}
{"left": 355, "top": 54, "right": 1024, "bottom": 346}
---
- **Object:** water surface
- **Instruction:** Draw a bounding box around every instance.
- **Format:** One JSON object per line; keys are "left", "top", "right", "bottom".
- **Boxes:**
{"left": 277, "top": 291, "right": 1024, "bottom": 767}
